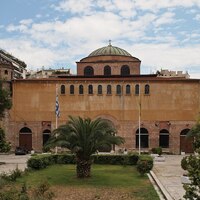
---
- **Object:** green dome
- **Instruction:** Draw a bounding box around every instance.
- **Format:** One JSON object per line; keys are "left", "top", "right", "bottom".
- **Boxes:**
{"left": 88, "top": 44, "right": 132, "bottom": 57}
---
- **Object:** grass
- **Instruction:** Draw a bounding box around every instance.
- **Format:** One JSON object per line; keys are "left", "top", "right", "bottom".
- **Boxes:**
{"left": 16, "top": 164, "right": 159, "bottom": 200}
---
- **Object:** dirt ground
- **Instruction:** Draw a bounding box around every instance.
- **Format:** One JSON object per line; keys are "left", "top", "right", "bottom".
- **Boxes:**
{"left": 52, "top": 186, "right": 139, "bottom": 200}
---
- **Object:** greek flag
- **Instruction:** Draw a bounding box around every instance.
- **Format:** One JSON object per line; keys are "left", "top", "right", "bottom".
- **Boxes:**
{"left": 55, "top": 95, "right": 60, "bottom": 118}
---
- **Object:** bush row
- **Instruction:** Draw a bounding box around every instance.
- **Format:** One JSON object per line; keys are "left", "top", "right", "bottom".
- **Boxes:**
{"left": 27, "top": 154, "right": 76, "bottom": 170}
{"left": 27, "top": 153, "right": 153, "bottom": 172}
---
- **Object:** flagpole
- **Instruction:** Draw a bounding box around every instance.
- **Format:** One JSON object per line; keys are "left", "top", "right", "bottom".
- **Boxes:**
{"left": 55, "top": 84, "right": 58, "bottom": 154}
{"left": 139, "top": 84, "right": 141, "bottom": 155}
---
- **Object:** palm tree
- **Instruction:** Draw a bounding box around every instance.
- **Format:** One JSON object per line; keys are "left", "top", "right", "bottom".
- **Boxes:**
{"left": 46, "top": 116, "right": 124, "bottom": 178}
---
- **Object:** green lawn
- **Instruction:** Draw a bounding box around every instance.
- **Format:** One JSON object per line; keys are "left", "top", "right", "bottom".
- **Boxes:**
{"left": 17, "top": 164, "right": 159, "bottom": 200}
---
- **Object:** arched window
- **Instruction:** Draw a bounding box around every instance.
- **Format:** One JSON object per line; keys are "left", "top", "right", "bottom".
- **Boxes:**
{"left": 159, "top": 129, "right": 169, "bottom": 148}
{"left": 79, "top": 85, "right": 84, "bottom": 94}
{"left": 70, "top": 85, "right": 74, "bottom": 95}
{"left": 43, "top": 129, "right": 51, "bottom": 146}
{"left": 126, "top": 84, "right": 131, "bottom": 94}
{"left": 121, "top": 65, "right": 130, "bottom": 76}
{"left": 88, "top": 85, "right": 93, "bottom": 94}
{"left": 136, "top": 128, "right": 149, "bottom": 148}
{"left": 107, "top": 85, "right": 112, "bottom": 95}
{"left": 135, "top": 84, "right": 140, "bottom": 95}
{"left": 4, "top": 70, "right": 8, "bottom": 75}
{"left": 60, "top": 85, "right": 65, "bottom": 95}
{"left": 98, "top": 85, "right": 102, "bottom": 95}
{"left": 145, "top": 84, "right": 150, "bottom": 95}
{"left": 104, "top": 65, "right": 111, "bottom": 76}
{"left": 84, "top": 66, "right": 94, "bottom": 76}
{"left": 116, "top": 85, "right": 122, "bottom": 95}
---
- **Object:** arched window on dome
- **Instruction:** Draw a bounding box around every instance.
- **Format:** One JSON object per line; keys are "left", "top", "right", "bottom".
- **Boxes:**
{"left": 70, "top": 85, "right": 74, "bottom": 95}
{"left": 60, "top": 85, "right": 65, "bottom": 95}
{"left": 98, "top": 85, "right": 102, "bottom": 95}
{"left": 121, "top": 65, "right": 130, "bottom": 76}
{"left": 79, "top": 85, "right": 84, "bottom": 95}
{"left": 84, "top": 66, "right": 94, "bottom": 76}
{"left": 107, "top": 85, "right": 112, "bottom": 95}
{"left": 145, "top": 84, "right": 150, "bottom": 95}
{"left": 126, "top": 84, "right": 131, "bottom": 95}
{"left": 116, "top": 85, "right": 122, "bottom": 95}
{"left": 88, "top": 85, "right": 93, "bottom": 94}
{"left": 104, "top": 65, "right": 111, "bottom": 76}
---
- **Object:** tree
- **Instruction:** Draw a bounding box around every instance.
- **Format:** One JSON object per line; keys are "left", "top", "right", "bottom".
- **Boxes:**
{"left": 46, "top": 116, "right": 125, "bottom": 178}
{"left": 0, "top": 80, "right": 12, "bottom": 119}
{"left": 181, "top": 120, "right": 200, "bottom": 199}
{"left": 0, "top": 127, "right": 11, "bottom": 152}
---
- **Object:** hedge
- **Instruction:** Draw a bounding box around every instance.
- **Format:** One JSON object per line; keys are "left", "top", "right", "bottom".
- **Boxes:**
{"left": 27, "top": 154, "right": 75, "bottom": 169}
{"left": 27, "top": 153, "right": 152, "bottom": 170}
{"left": 92, "top": 154, "right": 139, "bottom": 165}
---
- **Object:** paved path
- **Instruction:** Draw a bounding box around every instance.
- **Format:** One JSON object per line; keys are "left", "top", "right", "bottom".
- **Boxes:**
{"left": 0, "top": 154, "right": 30, "bottom": 174}
{"left": 152, "top": 155, "right": 186, "bottom": 200}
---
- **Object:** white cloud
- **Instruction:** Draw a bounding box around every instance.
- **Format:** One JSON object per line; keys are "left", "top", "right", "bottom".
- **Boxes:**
{"left": 19, "top": 19, "right": 33, "bottom": 25}
{"left": 154, "top": 12, "right": 175, "bottom": 27}
{"left": 135, "top": 0, "right": 200, "bottom": 12}
{"left": 6, "top": 24, "right": 28, "bottom": 32}
{"left": 55, "top": 0, "right": 95, "bottom": 15}
{"left": 1, "top": 0, "right": 200, "bottom": 79}
{"left": 0, "top": 39, "right": 65, "bottom": 70}
{"left": 194, "top": 14, "right": 200, "bottom": 21}
{"left": 130, "top": 43, "right": 200, "bottom": 78}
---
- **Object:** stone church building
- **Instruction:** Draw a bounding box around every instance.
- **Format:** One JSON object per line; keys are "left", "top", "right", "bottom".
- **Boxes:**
{"left": 5, "top": 43, "right": 200, "bottom": 154}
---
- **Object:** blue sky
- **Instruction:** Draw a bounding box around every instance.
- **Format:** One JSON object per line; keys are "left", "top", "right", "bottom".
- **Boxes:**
{"left": 1, "top": 0, "right": 200, "bottom": 78}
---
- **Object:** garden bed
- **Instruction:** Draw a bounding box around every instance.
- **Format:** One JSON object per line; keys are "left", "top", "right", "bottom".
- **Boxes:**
{"left": 16, "top": 164, "right": 159, "bottom": 200}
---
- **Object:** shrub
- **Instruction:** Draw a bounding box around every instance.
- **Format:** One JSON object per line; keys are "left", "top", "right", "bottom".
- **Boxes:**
{"left": 128, "top": 153, "right": 139, "bottom": 165}
{"left": 151, "top": 147, "right": 162, "bottom": 155}
{"left": 33, "top": 181, "right": 55, "bottom": 200}
{"left": 181, "top": 156, "right": 188, "bottom": 170}
{"left": 0, "top": 168, "right": 22, "bottom": 182}
{"left": 136, "top": 155, "right": 153, "bottom": 175}
{"left": 9, "top": 168, "right": 22, "bottom": 181}
{"left": 27, "top": 155, "right": 56, "bottom": 170}
{"left": 0, "top": 180, "right": 54, "bottom": 200}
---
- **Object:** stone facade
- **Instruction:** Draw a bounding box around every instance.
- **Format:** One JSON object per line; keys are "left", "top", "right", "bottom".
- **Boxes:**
{"left": 7, "top": 77, "right": 200, "bottom": 154}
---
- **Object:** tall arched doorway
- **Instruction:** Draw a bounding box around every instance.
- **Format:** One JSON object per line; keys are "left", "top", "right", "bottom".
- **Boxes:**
{"left": 19, "top": 127, "right": 32, "bottom": 151}
{"left": 43, "top": 129, "right": 51, "bottom": 146}
{"left": 180, "top": 129, "right": 193, "bottom": 153}
{"left": 136, "top": 128, "right": 149, "bottom": 148}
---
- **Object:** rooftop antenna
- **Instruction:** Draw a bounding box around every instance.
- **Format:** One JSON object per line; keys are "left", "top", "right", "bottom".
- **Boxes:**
{"left": 109, "top": 39, "right": 112, "bottom": 46}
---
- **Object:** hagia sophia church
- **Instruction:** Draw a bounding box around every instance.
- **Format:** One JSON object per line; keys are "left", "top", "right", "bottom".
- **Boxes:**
{"left": 0, "top": 41, "right": 198, "bottom": 154}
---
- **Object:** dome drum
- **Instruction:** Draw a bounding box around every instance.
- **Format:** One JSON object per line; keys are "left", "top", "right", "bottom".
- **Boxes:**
{"left": 77, "top": 44, "right": 141, "bottom": 76}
